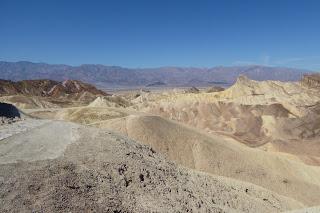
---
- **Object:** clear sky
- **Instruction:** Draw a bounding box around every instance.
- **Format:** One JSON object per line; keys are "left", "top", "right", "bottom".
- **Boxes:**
{"left": 1, "top": 0, "right": 320, "bottom": 70}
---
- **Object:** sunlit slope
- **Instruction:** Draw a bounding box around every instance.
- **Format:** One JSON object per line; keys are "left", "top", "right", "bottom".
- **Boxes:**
{"left": 132, "top": 77, "right": 320, "bottom": 164}
{"left": 95, "top": 114, "right": 320, "bottom": 206}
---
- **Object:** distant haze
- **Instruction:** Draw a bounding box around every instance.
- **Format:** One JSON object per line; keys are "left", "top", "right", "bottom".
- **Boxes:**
{"left": 0, "top": 61, "right": 311, "bottom": 88}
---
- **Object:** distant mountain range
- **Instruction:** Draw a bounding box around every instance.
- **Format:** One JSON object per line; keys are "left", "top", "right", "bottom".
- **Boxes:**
{"left": 0, "top": 61, "right": 313, "bottom": 88}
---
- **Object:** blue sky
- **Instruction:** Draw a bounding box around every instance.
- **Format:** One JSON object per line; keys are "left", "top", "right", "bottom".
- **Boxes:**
{"left": 1, "top": 0, "right": 320, "bottom": 70}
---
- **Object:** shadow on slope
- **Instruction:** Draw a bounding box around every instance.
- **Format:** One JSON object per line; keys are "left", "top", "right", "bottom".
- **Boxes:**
{"left": 0, "top": 102, "right": 20, "bottom": 118}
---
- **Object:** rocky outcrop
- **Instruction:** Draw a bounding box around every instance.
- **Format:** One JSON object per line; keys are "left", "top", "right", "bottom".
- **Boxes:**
{"left": 0, "top": 103, "right": 21, "bottom": 125}
{"left": 47, "top": 80, "right": 107, "bottom": 98}
{"left": 205, "top": 86, "right": 225, "bottom": 93}
{"left": 301, "top": 74, "right": 320, "bottom": 88}
{"left": 89, "top": 96, "right": 131, "bottom": 108}
{"left": 0, "top": 103, "right": 20, "bottom": 118}
{"left": 184, "top": 87, "right": 200, "bottom": 94}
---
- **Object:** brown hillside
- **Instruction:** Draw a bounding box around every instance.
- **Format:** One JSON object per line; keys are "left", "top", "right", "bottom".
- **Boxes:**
{"left": 0, "top": 79, "right": 107, "bottom": 98}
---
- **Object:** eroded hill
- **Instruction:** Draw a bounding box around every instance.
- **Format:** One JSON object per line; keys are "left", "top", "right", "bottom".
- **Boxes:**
{"left": 0, "top": 79, "right": 108, "bottom": 108}
{"left": 2, "top": 75, "right": 320, "bottom": 211}
{"left": 130, "top": 76, "right": 320, "bottom": 165}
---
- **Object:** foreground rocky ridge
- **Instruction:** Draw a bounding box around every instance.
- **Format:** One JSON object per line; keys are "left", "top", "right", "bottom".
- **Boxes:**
{"left": 26, "top": 107, "right": 320, "bottom": 206}
{"left": 47, "top": 111, "right": 320, "bottom": 206}
{"left": 0, "top": 120, "right": 303, "bottom": 212}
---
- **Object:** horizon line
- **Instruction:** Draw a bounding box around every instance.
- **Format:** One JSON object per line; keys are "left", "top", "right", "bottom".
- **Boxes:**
{"left": 0, "top": 60, "right": 313, "bottom": 71}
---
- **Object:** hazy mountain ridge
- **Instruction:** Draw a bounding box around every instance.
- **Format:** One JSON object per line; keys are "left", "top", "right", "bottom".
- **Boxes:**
{"left": 0, "top": 61, "right": 312, "bottom": 87}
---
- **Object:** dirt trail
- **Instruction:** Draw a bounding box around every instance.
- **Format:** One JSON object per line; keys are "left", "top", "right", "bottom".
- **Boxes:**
{"left": 0, "top": 121, "right": 78, "bottom": 164}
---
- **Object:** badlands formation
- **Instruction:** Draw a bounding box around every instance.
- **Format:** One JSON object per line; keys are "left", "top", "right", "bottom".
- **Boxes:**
{"left": 1, "top": 76, "right": 320, "bottom": 212}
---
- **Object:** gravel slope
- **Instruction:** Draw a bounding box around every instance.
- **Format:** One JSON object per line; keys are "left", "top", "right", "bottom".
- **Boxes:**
{"left": 0, "top": 121, "right": 303, "bottom": 212}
